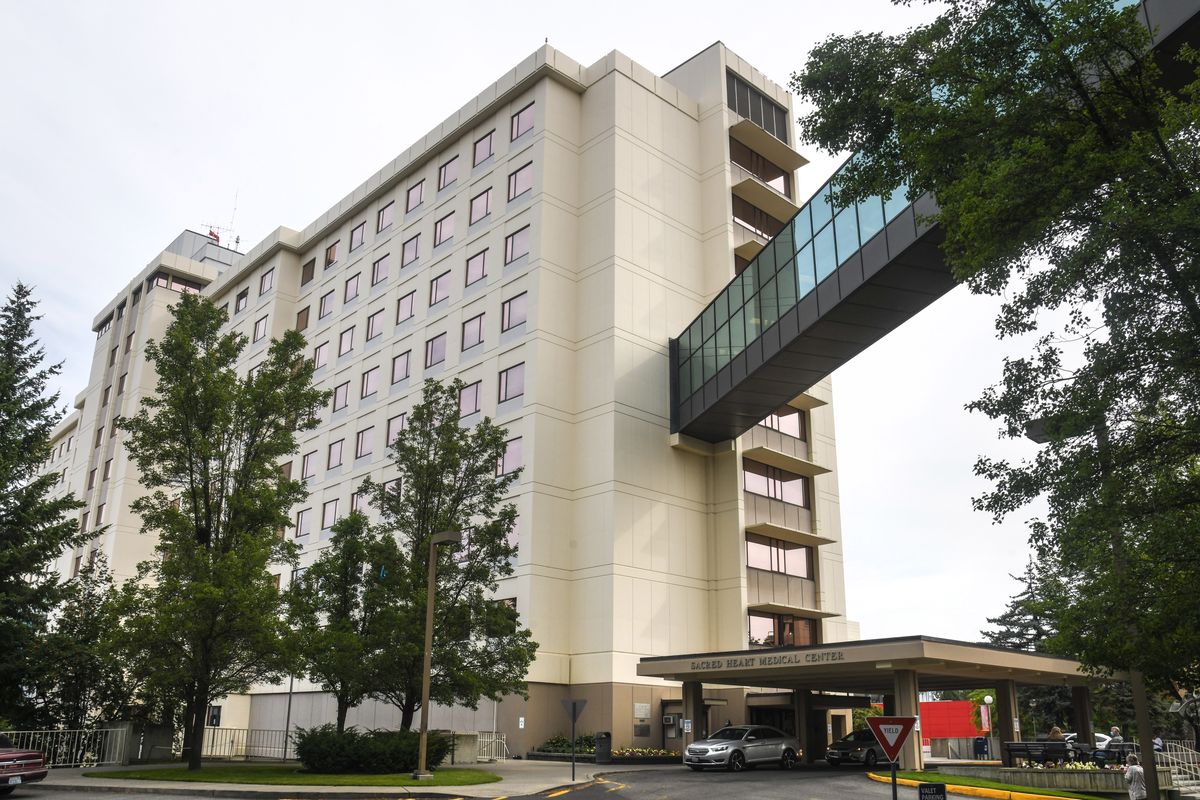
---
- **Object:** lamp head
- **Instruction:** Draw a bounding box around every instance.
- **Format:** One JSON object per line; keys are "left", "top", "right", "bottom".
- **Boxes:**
{"left": 432, "top": 529, "right": 462, "bottom": 547}
{"left": 984, "top": 695, "right": 994, "bottom": 705}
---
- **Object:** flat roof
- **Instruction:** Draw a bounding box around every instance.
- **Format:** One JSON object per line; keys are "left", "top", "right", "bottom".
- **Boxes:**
{"left": 637, "top": 635, "right": 1110, "bottom": 692}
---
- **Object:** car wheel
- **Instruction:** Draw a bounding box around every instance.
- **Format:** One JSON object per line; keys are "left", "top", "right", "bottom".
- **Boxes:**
{"left": 0, "top": 788, "right": 14, "bottom": 797}
{"left": 826, "top": 757, "right": 841, "bottom": 766}
{"left": 688, "top": 765, "right": 703, "bottom": 771}
{"left": 780, "top": 748, "right": 797, "bottom": 769}
{"left": 864, "top": 750, "right": 879, "bottom": 768}
{"left": 727, "top": 750, "right": 746, "bottom": 772}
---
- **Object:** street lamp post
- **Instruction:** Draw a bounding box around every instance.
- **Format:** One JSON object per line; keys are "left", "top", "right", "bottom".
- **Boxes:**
{"left": 413, "top": 529, "right": 461, "bottom": 780}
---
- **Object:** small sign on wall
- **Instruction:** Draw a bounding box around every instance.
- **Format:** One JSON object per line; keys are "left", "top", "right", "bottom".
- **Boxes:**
{"left": 518, "top": 716, "right": 525, "bottom": 729}
{"left": 633, "top": 702, "right": 651, "bottom": 720}
{"left": 683, "top": 719, "right": 693, "bottom": 733}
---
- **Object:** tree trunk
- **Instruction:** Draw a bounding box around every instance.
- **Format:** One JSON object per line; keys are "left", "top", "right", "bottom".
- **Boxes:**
{"left": 180, "top": 682, "right": 197, "bottom": 762}
{"left": 187, "top": 680, "right": 209, "bottom": 771}
{"left": 336, "top": 697, "right": 349, "bottom": 734}
{"left": 400, "top": 699, "right": 416, "bottom": 731}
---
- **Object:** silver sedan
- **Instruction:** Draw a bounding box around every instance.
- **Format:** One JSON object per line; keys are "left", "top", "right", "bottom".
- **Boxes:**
{"left": 684, "top": 725, "right": 802, "bottom": 772}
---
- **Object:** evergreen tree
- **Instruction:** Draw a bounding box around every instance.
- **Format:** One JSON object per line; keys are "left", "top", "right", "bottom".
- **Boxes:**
{"left": 120, "top": 292, "right": 326, "bottom": 769}
{"left": 365, "top": 378, "right": 538, "bottom": 730}
{"left": 0, "top": 283, "right": 84, "bottom": 725}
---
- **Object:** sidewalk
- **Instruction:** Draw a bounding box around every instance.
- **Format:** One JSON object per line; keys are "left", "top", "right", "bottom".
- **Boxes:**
{"left": 25, "top": 759, "right": 671, "bottom": 798}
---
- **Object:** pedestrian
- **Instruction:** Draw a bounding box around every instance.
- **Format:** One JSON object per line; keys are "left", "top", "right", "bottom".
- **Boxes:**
{"left": 1048, "top": 726, "right": 1065, "bottom": 740}
{"left": 1125, "top": 754, "right": 1147, "bottom": 800}
{"left": 1110, "top": 726, "right": 1124, "bottom": 744}
{"left": 1152, "top": 732, "right": 1164, "bottom": 752}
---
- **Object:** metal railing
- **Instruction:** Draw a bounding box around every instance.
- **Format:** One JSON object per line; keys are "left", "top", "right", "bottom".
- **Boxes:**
{"left": 1161, "top": 741, "right": 1200, "bottom": 793}
{"left": 201, "top": 727, "right": 289, "bottom": 760}
{"left": 1, "top": 728, "right": 128, "bottom": 767}
{"left": 477, "top": 731, "right": 510, "bottom": 762}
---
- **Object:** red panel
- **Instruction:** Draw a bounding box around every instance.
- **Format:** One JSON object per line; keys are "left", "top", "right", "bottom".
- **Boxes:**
{"left": 919, "top": 700, "right": 983, "bottom": 738}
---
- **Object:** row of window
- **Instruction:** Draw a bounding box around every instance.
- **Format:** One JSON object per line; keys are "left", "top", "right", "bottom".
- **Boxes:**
{"left": 743, "top": 459, "right": 810, "bottom": 507}
{"left": 327, "top": 355, "right": 525, "bottom": 420}
{"left": 304, "top": 103, "right": 535, "bottom": 280}
{"left": 746, "top": 533, "right": 812, "bottom": 579}
{"left": 760, "top": 405, "right": 806, "bottom": 440}
{"left": 748, "top": 611, "right": 816, "bottom": 648}
{"left": 292, "top": 436, "right": 523, "bottom": 537}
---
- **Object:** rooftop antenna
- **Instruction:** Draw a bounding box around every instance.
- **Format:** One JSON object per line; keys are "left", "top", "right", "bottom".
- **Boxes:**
{"left": 201, "top": 190, "right": 242, "bottom": 251}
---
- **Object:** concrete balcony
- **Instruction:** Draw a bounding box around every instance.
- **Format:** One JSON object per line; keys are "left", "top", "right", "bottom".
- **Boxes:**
{"left": 740, "top": 424, "right": 832, "bottom": 479}
{"left": 733, "top": 221, "right": 768, "bottom": 260}
{"left": 731, "top": 163, "right": 801, "bottom": 224}
{"left": 743, "top": 493, "right": 833, "bottom": 548}
{"left": 746, "top": 568, "right": 835, "bottom": 619}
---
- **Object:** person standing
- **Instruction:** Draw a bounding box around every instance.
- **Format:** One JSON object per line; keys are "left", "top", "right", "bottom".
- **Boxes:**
{"left": 1125, "top": 754, "right": 1147, "bottom": 800}
{"left": 1110, "top": 726, "right": 1125, "bottom": 744}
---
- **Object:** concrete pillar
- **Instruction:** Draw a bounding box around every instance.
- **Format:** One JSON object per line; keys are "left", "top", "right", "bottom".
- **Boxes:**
{"left": 893, "top": 669, "right": 922, "bottom": 770}
{"left": 682, "top": 681, "right": 704, "bottom": 756}
{"left": 792, "top": 688, "right": 811, "bottom": 763}
{"left": 882, "top": 694, "right": 896, "bottom": 715}
{"left": 995, "top": 679, "right": 1020, "bottom": 765}
{"left": 1070, "top": 686, "right": 1095, "bottom": 747}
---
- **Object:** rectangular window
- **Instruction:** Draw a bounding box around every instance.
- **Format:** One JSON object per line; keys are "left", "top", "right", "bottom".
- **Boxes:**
{"left": 296, "top": 306, "right": 310, "bottom": 332}
{"left": 355, "top": 427, "right": 374, "bottom": 459}
{"left": 235, "top": 289, "right": 249, "bottom": 313}
{"left": 339, "top": 326, "right": 355, "bottom": 356}
{"left": 747, "top": 612, "right": 815, "bottom": 648}
{"left": 504, "top": 225, "right": 530, "bottom": 263}
{"left": 425, "top": 332, "right": 447, "bottom": 367}
{"left": 434, "top": 212, "right": 455, "bottom": 246}
{"left": 473, "top": 129, "right": 495, "bottom": 166}
{"left": 459, "top": 381, "right": 481, "bottom": 416}
{"left": 743, "top": 459, "right": 809, "bottom": 506}
{"left": 501, "top": 292, "right": 528, "bottom": 331}
{"left": 325, "top": 240, "right": 339, "bottom": 268}
{"left": 259, "top": 268, "right": 274, "bottom": 295}
{"left": 401, "top": 234, "right": 420, "bottom": 267}
{"left": 469, "top": 188, "right": 492, "bottom": 224}
{"left": 125, "top": 331, "right": 135, "bottom": 352}
{"left": 351, "top": 490, "right": 368, "bottom": 514}
{"left": 396, "top": 291, "right": 415, "bottom": 323}
{"left": 97, "top": 503, "right": 107, "bottom": 524}
{"left": 371, "top": 253, "right": 391, "bottom": 286}
{"left": 511, "top": 102, "right": 534, "bottom": 140}
{"left": 430, "top": 271, "right": 451, "bottom": 305}
{"left": 462, "top": 313, "right": 484, "bottom": 350}
{"left": 322, "top": 498, "right": 339, "bottom": 530}
{"left": 498, "top": 437, "right": 522, "bottom": 475}
{"left": 361, "top": 366, "right": 380, "bottom": 398}
{"left": 746, "top": 533, "right": 812, "bottom": 578}
{"left": 438, "top": 155, "right": 459, "bottom": 190}
{"left": 319, "top": 290, "right": 335, "bottom": 319}
{"left": 498, "top": 362, "right": 525, "bottom": 402}
{"left": 344, "top": 273, "right": 360, "bottom": 302}
{"left": 95, "top": 427, "right": 104, "bottom": 447}
{"left": 101, "top": 385, "right": 111, "bottom": 406}
{"left": 253, "top": 316, "right": 268, "bottom": 342}
{"left": 103, "top": 458, "right": 112, "bottom": 481}
{"left": 508, "top": 162, "right": 533, "bottom": 200}
{"left": 377, "top": 200, "right": 395, "bottom": 231}
{"left": 117, "top": 373, "right": 127, "bottom": 394}
{"left": 407, "top": 181, "right": 425, "bottom": 212}
{"left": 301, "top": 451, "right": 316, "bottom": 480}
{"left": 387, "top": 413, "right": 407, "bottom": 444}
{"left": 761, "top": 406, "right": 806, "bottom": 440}
{"left": 366, "top": 309, "right": 385, "bottom": 341}
{"left": 87, "top": 468, "right": 96, "bottom": 490}
{"left": 349, "top": 221, "right": 366, "bottom": 251}
{"left": 328, "top": 439, "right": 344, "bottom": 469}
{"left": 295, "top": 508, "right": 312, "bottom": 537}
{"left": 110, "top": 346, "right": 118, "bottom": 366}
{"left": 332, "top": 382, "right": 349, "bottom": 412}
{"left": 313, "top": 341, "right": 329, "bottom": 369}
{"left": 391, "top": 351, "right": 410, "bottom": 383}
{"left": 301, "top": 259, "right": 316, "bottom": 286}
{"left": 465, "top": 250, "right": 487, "bottom": 286}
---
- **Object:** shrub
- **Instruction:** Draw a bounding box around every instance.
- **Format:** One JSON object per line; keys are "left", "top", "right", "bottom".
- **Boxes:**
{"left": 293, "top": 724, "right": 450, "bottom": 773}
{"left": 536, "top": 733, "right": 596, "bottom": 754}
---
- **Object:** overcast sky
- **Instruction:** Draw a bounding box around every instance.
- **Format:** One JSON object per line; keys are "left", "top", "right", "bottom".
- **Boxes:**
{"left": 0, "top": 0, "right": 1044, "bottom": 642}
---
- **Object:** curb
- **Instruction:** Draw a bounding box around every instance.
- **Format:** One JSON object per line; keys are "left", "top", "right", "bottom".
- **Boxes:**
{"left": 865, "top": 771, "right": 1095, "bottom": 800}
{"left": 25, "top": 785, "right": 458, "bottom": 799}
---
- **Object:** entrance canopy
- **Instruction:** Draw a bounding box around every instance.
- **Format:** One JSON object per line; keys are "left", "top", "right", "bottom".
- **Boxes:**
{"left": 637, "top": 635, "right": 1108, "bottom": 694}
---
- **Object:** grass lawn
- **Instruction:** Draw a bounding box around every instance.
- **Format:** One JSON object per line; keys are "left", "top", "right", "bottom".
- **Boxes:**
{"left": 88, "top": 764, "right": 502, "bottom": 786}
{"left": 883, "top": 770, "right": 1109, "bottom": 800}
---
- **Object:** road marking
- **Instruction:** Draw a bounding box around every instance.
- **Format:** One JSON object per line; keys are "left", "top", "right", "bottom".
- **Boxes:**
{"left": 545, "top": 790, "right": 572, "bottom": 797}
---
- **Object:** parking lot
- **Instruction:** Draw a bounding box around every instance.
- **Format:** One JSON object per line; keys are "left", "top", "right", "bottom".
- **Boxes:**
{"left": 588, "top": 764, "right": 924, "bottom": 800}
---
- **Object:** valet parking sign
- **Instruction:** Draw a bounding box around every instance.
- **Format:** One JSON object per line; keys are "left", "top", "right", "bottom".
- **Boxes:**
{"left": 866, "top": 716, "right": 918, "bottom": 800}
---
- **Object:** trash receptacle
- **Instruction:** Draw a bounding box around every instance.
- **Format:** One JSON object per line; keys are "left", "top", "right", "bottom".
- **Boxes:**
{"left": 974, "top": 737, "right": 989, "bottom": 759}
{"left": 595, "top": 732, "right": 612, "bottom": 764}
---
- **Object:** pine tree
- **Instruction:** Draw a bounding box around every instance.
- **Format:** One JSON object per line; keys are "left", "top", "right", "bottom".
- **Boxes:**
{"left": 0, "top": 283, "right": 84, "bottom": 724}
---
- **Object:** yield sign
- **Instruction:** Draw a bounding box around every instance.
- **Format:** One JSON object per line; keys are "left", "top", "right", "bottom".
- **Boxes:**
{"left": 866, "top": 716, "right": 918, "bottom": 763}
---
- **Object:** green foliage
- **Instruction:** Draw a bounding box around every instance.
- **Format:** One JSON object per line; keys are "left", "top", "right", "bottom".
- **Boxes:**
{"left": 794, "top": 0, "right": 1200, "bottom": 693}
{"left": 852, "top": 704, "right": 883, "bottom": 730}
{"left": 0, "top": 283, "right": 85, "bottom": 725}
{"left": 118, "top": 293, "right": 328, "bottom": 768}
{"left": 292, "top": 724, "right": 449, "bottom": 774}
{"left": 285, "top": 512, "right": 392, "bottom": 732}
{"left": 363, "top": 378, "right": 538, "bottom": 729}
{"left": 536, "top": 733, "right": 596, "bottom": 754}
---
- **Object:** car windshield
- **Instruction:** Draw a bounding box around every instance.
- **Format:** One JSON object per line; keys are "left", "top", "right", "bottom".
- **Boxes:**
{"left": 709, "top": 728, "right": 747, "bottom": 740}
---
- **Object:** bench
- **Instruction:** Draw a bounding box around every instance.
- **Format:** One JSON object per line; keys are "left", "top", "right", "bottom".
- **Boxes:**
{"left": 1003, "top": 741, "right": 1075, "bottom": 766}
{"left": 1094, "top": 741, "right": 1139, "bottom": 766}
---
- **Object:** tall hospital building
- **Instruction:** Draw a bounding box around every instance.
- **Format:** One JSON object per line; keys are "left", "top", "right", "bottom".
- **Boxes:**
{"left": 44, "top": 42, "right": 859, "bottom": 754}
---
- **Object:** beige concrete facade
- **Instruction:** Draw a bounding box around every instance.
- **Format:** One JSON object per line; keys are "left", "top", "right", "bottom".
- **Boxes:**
{"left": 47, "top": 43, "right": 857, "bottom": 755}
